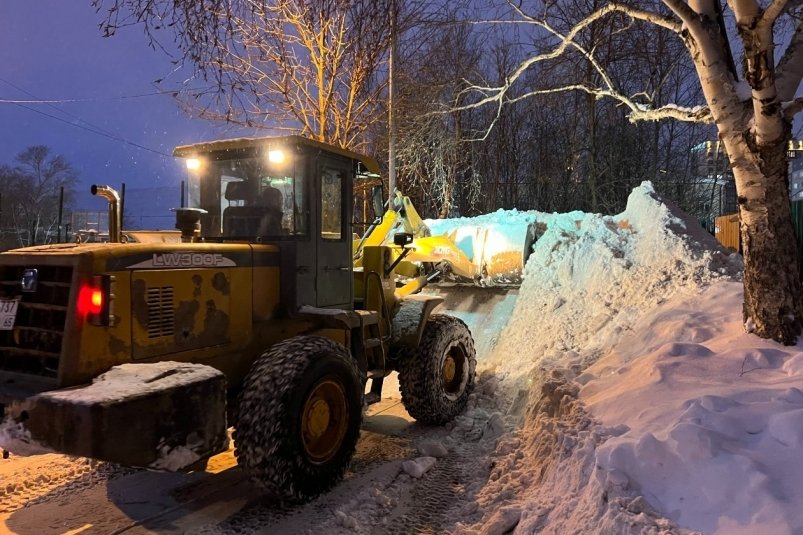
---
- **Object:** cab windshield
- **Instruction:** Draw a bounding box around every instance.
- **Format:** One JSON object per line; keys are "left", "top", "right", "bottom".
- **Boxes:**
{"left": 186, "top": 151, "right": 308, "bottom": 239}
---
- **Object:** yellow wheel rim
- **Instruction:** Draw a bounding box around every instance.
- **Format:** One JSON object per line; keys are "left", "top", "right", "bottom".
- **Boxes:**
{"left": 301, "top": 378, "right": 348, "bottom": 464}
{"left": 442, "top": 346, "right": 466, "bottom": 395}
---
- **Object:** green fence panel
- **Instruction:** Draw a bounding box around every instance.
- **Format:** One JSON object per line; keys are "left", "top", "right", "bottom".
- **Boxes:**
{"left": 792, "top": 201, "right": 803, "bottom": 282}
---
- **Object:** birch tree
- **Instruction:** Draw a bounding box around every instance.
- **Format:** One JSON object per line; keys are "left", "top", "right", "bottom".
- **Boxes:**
{"left": 459, "top": 0, "right": 803, "bottom": 344}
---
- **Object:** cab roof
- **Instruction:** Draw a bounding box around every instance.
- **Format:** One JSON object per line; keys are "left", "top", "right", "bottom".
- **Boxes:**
{"left": 172, "top": 135, "right": 380, "bottom": 174}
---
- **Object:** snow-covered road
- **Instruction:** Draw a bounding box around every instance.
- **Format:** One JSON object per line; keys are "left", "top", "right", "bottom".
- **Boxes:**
{"left": 0, "top": 372, "right": 505, "bottom": 535}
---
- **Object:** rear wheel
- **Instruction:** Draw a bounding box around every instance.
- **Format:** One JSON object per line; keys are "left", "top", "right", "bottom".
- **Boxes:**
{"left": 233, "top": 336, "right": 363, "bottom": 501}
{"left": 398, "top": 315, "right": 476, "bottom": 424}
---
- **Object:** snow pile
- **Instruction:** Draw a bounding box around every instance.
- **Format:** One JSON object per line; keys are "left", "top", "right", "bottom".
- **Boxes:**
{"left": 426, "top": 208, "right": 541, "bottom": 238}
{"left": 456, "top": 182, "right": 753, "bottom": 534}
{"left": 488, "top": 181, "right": 741, "bottom": 392}
{"left": 458, "top": 370, "right": 693, "bottom": 535}
{"left": 150, "top": 441, "right": 202, "bottom": 471}
{"left": 0, "top": 418, "right": 53, "bottom": 457}
{"left": 584, "top": 282, "right": 803, "bottom": 534}
{"left": 401, "top": 456, "right": 437, "bottom": 478}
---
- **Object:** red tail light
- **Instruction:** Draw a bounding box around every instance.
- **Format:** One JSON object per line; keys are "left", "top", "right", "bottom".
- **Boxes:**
{"left": 78, "top": 275, "right": 111, "bottom": 326}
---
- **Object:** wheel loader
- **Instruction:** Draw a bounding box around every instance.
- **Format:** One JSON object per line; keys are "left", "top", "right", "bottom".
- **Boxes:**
{"left": 0, "top": 135, "right": 480, "bottom": 501}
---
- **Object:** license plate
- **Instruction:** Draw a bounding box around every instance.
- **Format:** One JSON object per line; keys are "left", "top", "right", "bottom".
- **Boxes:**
{"left": 0, "top": 298, "right": 20, "bottom": 330}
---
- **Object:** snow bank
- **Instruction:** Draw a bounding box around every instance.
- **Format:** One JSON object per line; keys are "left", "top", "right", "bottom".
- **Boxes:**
{"left": 488, "top": 181, "right": 741, "bottom": 392}
{"left": 584, "top": 281, "right": 803, "bottom": 534}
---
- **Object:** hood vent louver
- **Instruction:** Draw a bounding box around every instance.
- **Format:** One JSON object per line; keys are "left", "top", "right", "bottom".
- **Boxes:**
{"left": 146, "top": 286, "right": 175, "bottom": 338}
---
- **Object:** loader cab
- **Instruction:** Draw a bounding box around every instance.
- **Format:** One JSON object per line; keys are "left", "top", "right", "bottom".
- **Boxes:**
{"left": 174, "top": 135, "right": 380, "bottom": 311}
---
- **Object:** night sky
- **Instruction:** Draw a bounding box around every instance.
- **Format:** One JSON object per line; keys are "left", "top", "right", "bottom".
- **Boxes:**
{"left": 0, "top": 2, "right": 243, "bottom": 228}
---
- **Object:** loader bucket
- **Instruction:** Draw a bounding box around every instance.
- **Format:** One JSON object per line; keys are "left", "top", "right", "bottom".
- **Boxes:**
{"left": 424, "top": 285, "right": 520, "bottom": 358}
{"left": 448, "top": 222, "right": 536, "bottom": 285}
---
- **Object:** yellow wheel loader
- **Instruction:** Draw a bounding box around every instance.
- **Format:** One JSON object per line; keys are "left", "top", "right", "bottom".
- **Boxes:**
{"left": 0, "top": 136, "right": 478, "bottom": 501}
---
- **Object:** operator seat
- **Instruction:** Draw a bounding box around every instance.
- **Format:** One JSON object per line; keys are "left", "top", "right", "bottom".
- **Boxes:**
{"left": 256, "top": 186, "right": 284, "bottom": 236}
{"left": 222, "top": 181, "right": 284, "bottom": 237}
{"left": 222, "top": 181, "right": 260, "bottom": 237}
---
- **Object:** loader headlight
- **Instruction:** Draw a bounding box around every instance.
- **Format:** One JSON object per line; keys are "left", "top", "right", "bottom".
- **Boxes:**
{"left": 185, "top": 158, "right": 202, "bottom": 171}
{"left": 267, "top": 149, "right": 286, "bottom": 164}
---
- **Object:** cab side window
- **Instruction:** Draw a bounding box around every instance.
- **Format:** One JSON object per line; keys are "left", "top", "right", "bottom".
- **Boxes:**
{"left": 321, "top": 167, "right": 344, "bottom": 240}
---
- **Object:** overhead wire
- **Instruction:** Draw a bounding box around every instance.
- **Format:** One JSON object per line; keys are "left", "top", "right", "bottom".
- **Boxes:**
{"left": 1, "top": 76, "right": 125, "bottom": 142}
{"left": 0, "top": 88, "right": 187, "bottom": 104}
{"left": 6, "top": 101, "right": 173, "bottom": 157}
{"left": 0, "top": 77, "right": 212, "bottom": 158}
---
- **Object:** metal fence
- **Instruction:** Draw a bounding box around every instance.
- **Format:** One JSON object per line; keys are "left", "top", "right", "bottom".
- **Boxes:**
{"left": 792, "top": 201, "right": 803, "bottom": 282}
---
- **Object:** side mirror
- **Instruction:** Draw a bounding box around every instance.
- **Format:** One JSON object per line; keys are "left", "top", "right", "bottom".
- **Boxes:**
{"left": 371, "top": 185, "right": 385, "bottom": 220}
{"left": 393, "top": 232, "right": 413, "bottom": 246}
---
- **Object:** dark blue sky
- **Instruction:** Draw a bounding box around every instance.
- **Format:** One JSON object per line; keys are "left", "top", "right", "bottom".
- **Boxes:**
{"left": 0, "top": 2, "right": 244, "bottom": 226}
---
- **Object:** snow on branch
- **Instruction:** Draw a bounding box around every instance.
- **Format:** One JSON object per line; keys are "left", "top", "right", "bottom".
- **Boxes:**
{"left": 507, "top": 86, "right": 712, "bottom": 123}
{"left": 450, "top": 1, "right": 708, "bottom": 137}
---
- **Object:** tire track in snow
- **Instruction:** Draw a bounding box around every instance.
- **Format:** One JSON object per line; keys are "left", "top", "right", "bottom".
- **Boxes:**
{"left": 0, "top": 455, "right": 133, "bottom": 514}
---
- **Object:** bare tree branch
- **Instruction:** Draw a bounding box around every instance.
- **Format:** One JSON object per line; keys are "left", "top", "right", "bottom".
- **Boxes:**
{"left": 508, "top": 85, "right": 713, "bottom": 122}
{"left": 509, "top": 1, "right": 682, "bottom": 32}
{"left": 762, "top": 0, "right": 791, "bottom": 25}
{"left": 449, "top": 1, "right": 702, "bottom": 140}
{"left": 776, "top": 18, "right": 803, "bottom": 102}
{"left": 93, "top": 0, "right": 394, "bottom": 151}
{"left": 661, "top": 0, "right": 703, "bottom": 28}
{"left": 784, "top": 96, "right": 803, "bottom": 119}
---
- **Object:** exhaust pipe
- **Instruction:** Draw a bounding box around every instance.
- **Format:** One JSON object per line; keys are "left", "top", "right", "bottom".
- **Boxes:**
{"left": 91, "top": 185, "right": 121, "bottom": 243}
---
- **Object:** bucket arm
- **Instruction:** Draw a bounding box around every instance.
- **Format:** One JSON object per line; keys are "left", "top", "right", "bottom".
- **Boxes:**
{"left": 353, "top": 190, "right": 429, "bottom": 259}
{"left": 354, "top": 190, "right": 534, "bottom": 287}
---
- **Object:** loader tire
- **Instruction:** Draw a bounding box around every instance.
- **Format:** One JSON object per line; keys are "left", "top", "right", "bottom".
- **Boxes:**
{"left": 398, "top": 314, "right": 476, "bottom": 425}
{"left": 233, "top": 336, "right": 363, "bottom": 501}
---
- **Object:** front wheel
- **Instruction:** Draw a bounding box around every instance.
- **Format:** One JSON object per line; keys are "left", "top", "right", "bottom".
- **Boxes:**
{"left": 233, "top": 336, "right": 363, "bottom": 501}
{"left": 398, "top": 315, "right": 476, "bottom": 425}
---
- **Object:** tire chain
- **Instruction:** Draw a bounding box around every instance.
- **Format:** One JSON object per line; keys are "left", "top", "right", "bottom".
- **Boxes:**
{"left": 398, "top": 315, "right": 477, "bottom": 425}
{"left": 233, "top": 335, "right": 361, "bottom": 501}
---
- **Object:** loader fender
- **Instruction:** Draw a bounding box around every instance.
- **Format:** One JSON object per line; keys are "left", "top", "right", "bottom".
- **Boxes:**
{"left": 390, "top": 294, "right": 444, "bottom": 349}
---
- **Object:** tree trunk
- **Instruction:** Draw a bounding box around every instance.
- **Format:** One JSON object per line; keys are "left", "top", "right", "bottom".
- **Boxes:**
{"left": 678, "top": 0, "right": 803, "bottom": 345}
{"left": 738, "top": 140, "right": 803, "bottom": 344}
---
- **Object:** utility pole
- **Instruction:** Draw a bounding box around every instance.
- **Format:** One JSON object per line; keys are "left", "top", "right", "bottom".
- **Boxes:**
{"left": 57, "top": 186, "right": 64, "bottom": 243}
{"left": 387, "top": 0, "right": 398, "bottom": 204}
{"left": 121, "top": 182, "right": 126, "bottom": 231}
